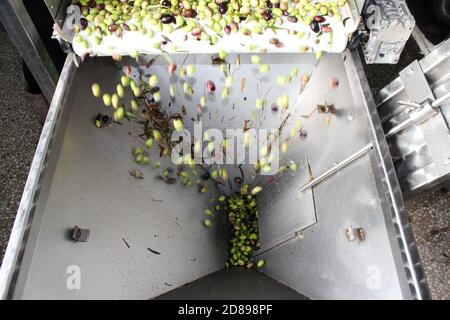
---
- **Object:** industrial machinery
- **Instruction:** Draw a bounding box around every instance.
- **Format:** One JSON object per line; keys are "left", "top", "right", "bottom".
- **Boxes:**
{"left": 0, "top": 0, "right": 449, "bottom": 300}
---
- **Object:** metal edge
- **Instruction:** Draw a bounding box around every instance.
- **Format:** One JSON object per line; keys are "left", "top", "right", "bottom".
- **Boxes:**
{"left": 44, "top": 0, "right": 62, "bottom": 19}
{"left": 402, "top": 168, "right": 450, "bottom": 199}
{"left": 419, "top": 38, "right": 450, "bottom": 75}
{"left": 0, "top": 54, "right": 76, "bottom": 300}
{"left": 346, "top": 49, "right": 431, "bottom": 299}
{"left": 54, "top": 0, "right": 72, "bottom": 28}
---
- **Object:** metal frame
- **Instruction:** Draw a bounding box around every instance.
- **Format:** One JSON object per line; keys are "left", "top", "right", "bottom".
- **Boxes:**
{"left": 0, "top": 0, "right": 59, "bottom": 102}
{"left": 0, "top": 54, "right": 76, "bottom": 300}
{"left": 44, "top": 0, "right": 71, "bottom": 28}
{"left": 375, "top": 38, "right": 450, "bottom": 196}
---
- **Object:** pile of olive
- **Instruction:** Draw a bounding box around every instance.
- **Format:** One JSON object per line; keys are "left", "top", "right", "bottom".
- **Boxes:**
{"left": 224, "top": 194, "right": 264, "bottom": 269}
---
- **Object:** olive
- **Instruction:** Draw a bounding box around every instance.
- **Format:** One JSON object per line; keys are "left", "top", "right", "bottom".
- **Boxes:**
{"left": 314, "top": 15, "right": 326, "bottom": 23}
{"left": 263, "top": 11, "right": 272, "bottom": 21}
{"left": 287, "top": 15, "right": 298, "bottom": 23}
{"left": 81, "top": 5, "right": 89, "bottom": 16}
{"left": 206, "top": 80, "right": 216, "bottom": 92}
{"left": 218, "top": 3, "right": 228, "bottom": 14}
{"left": 191, "top": 27, "right": 202, "bottom": 37}
{"left": 161, "top": 14, "right": 175, "bottom": 24}
{"left": 102, "top": 115, "right": 110, "bottom": 123}
{"left": 167, "top": 63, "right": 177, "bottom": 74}
{"left": 310, "top": 20, "right": 320, "bottom": 33}
{"left": 183, "top": 8, "right": 197, "bottom": 18}
{"left": 122, "top": 23, "right": 130, "bottom": 31}
{"left": 87, "top": 0, "right": 96, "bottom": 8}
{"left": 96, "top": 3, "right": 105, "bottom": 10}
{"left": 80, "top": 18, "right": 88, "bottom": 30}
{"left": 108, "top": 24, "right": 118, "bottom": 32}
{"left": 161, "top": 0, "right": 171, "bottom": 7}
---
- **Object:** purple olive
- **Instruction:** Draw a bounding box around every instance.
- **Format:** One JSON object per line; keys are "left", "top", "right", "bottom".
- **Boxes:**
{"left": 161, "top": 14, "right": 175, "bottom": 24}
{"left": 310, "top": 20, "right": 320, "bottom": 33}
{"left": 108, "top": 24, "right": 118, "bottom": 32}
{"left": 263, "top": 11, "right": 272, "bottom": 21}
{"left": 314, "top": 15, "right": 326, "bottom": 23}
{"left": 80, "top": 18, "right": 88, "bottom": 30}
{"left": 183, "top": 9, "right": 197, "bottom": 18}
{"left": 219, "top": 3, "right": 228, "bottom": 14}
{"left": 207, "top": 80, "right": 216, "bottom": 92}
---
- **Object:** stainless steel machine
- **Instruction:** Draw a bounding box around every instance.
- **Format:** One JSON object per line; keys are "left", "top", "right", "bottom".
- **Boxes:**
{"left": 0, "top": 0, "right": 449, "bottom": 300}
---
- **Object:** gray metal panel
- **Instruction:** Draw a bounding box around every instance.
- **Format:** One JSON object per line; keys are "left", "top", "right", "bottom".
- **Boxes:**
{"left": 258, "top": 52, "right": 371, "bottom": 250}
{"left": 256, "top": 51, "right": 429, "bottom": 300}
{"left": 4, "top": 53, "right": 320, "bottom": 299}
{"left": 258, "top": 186, "right": 316, "bottom": 250}
{"left": 399, "top": 60, "right": 434, "bottom": 104}
{"left": 257, "top": 154, "right": 407, "bottom": 299}
{"left": 10, "top": 57, "right": 230, "bottom": 300}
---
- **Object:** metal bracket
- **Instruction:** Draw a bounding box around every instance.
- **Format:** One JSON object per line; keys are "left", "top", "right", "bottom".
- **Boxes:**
{"left": 385, "top": 60, "right": 450, "bottom": 138}
{"left": 345, "top": 226, "right": 366, "bottom": 243}
{"left": 399, "top": 60, "right": 435, "bottom": 105}
{"left": 69, "top": 225, "right": 90, "bottom": 243}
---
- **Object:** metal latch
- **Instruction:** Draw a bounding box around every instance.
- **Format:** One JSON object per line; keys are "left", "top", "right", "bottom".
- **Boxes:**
{"left": 69, "top": 225, "right": 90, "bottom": 243}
